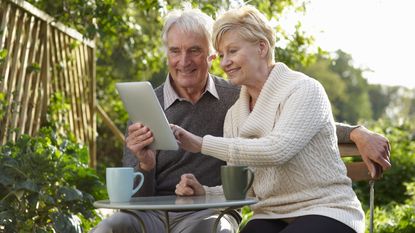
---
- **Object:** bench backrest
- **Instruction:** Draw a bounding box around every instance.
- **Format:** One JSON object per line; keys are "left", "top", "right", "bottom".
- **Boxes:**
{"left": 339, "top": 143, "right": 372, "bottom": 181}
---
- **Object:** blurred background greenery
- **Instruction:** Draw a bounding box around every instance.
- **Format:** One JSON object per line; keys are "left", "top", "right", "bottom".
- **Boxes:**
{"left": 1, "top": 0, "right": 414, "bottom": 232}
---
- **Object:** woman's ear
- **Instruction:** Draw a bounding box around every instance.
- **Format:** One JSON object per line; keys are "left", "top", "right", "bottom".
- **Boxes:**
{"left": 258, "top": 40, "right": 268, "bottom": 58}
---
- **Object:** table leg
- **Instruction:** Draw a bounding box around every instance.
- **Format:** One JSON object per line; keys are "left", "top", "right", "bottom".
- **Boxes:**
{"left": 213, "top": 207, "right": 239, "bottom": 233}
{"left": 120, "top": 209, "right": 148, "bottom": 233}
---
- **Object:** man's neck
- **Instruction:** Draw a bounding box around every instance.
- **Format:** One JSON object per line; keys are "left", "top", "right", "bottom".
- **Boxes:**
{"left": 172, "top": 77, "right": 208, "bottom": 104}
{"left": 177, "top": 87, "right": 205, "bottom": 104}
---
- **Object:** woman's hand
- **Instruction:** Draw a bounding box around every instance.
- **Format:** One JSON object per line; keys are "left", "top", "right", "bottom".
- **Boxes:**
{"left": 170, "top": 124, "right": 203, "bottom": 153}
{"left": 175, "top": 174, "right": 206, "bottom": 196}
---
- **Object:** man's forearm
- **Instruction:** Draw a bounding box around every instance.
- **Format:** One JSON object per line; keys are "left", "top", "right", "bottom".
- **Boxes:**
{"left": 335, "top": 122, "right": 360, "bottom": 143}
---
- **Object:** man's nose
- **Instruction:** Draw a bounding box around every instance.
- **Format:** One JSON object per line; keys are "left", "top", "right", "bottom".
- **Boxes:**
{"left": 178, "top": 52, "right": 190, "bottom": 66}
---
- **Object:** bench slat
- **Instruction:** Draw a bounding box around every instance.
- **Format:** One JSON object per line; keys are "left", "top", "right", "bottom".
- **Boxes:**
{"left": 339, "top": 143, "right": 360, "bottom": 157}
{"left": 345, "top": 162, "right": 371, "bottom": 181}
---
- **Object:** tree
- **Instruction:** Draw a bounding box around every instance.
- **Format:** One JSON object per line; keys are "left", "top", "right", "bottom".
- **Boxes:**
{"left": 368, "top": 84, "right": 396, "bottom": 120}
{"left": 302, "top": 57, "right": 347, "bottom": 118}
{"left": 329, "top": 50, "right": 372, "bottom": 123}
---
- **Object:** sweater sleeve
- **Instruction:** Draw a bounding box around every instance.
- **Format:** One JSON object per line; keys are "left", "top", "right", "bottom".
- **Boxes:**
{"left": 202, "top": 79, "right": 331, "bottom": 166}
{"left": 335, "top": 122, "right": 360, "bottom": 143}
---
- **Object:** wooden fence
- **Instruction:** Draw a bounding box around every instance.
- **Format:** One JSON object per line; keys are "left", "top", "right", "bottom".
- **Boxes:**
{"left": 0, "top": 0, "right": 97, "bottom": 166}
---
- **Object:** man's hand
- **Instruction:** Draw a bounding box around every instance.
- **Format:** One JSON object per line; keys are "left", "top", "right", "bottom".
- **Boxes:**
{"left": 350, "top": 126, "right": 391, "bottom": 179}
{"left": 170, "top": 124, "right": 203, "bottom": 153}
{"left": 175, "top": 174, "right": 206, "bottom": 196}
{"left": 126, "top": 123, "right": 156, "bottom": 171}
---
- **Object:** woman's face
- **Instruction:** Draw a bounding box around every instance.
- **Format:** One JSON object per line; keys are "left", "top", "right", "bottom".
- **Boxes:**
{"left": 217, "top": 30, "right": 264, "bottom": 86}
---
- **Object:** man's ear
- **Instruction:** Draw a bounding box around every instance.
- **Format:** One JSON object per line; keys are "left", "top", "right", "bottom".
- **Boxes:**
{"left": 258, "top": 41, "right": 268, "bottom": 58}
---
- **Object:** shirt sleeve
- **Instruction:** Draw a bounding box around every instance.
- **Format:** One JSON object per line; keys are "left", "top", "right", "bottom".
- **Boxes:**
{"left": 203, "top": 185, "right": 224, "bottom": 196}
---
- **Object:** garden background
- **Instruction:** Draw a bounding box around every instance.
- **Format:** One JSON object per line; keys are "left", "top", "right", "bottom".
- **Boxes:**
{"left": 1, "top": 0, "right": 414, "bottom": 232}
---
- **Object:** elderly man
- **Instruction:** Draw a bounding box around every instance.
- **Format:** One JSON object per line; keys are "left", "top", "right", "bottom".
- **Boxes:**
{"left": 91, "top": 6, "right": 390, "bottom": 233}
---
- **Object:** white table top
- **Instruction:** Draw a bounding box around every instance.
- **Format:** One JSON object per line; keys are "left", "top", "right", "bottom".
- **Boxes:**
{"left": 94, "top": 195, "right": 257, "bottom": 211}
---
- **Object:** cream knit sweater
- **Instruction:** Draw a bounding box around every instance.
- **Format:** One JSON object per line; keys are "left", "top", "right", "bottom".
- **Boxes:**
{"left": 202, "top": 63, "right": 364, "bottom": 233}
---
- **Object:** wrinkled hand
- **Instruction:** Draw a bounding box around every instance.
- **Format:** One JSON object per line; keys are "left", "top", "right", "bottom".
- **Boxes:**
{"left": 170, "top": 124, "right": 203, "bottom": 153}
{"left": 351, "top": 126, "right": 391, "bottom": 179}
{"left": 126, "top": 122, "right": 156, "bottom": 171}
{"left": 175, "top": 174, "right": 205, "bottom": 196}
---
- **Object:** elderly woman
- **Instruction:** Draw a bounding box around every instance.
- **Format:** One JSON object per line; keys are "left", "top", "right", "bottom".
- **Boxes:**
{"left": 172, "top": 5, "right": 365, "bottom": 233}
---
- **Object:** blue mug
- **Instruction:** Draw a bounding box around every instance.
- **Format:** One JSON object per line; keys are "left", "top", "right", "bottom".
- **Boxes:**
{"left": 106, "top": 167, "right": 144, "bottom": 202}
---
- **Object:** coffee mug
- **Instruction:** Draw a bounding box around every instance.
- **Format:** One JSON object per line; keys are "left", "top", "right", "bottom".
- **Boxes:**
{"left": 221, "top": 165, "right": 254, "bottom": 200}
{"left": 106, "top": 167, "right": 144, "bottom": 202}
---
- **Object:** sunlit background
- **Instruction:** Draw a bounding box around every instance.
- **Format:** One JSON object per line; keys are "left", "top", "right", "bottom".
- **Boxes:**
{"left": 301, "top": 0, "right": 415, "bottom": 88}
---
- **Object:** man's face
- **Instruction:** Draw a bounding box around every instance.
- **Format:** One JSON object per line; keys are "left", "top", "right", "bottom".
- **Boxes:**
{"left": 166, "top": 24, "right": 211, "bottom": 91}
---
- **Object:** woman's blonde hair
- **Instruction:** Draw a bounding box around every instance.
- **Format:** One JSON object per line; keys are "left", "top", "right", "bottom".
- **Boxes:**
{"left": 213, "top": 5, "right": 276, "bottom": 63}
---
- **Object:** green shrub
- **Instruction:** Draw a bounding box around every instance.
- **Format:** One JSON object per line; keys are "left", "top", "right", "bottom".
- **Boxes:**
{"left": 372, "top": 182, "right": 415, "bottom": 233}
{"left": 0, "top": 127, "right": 106, "bottom": 232}
{"left": 239, "top": 206, "right": 253, "bottom": 231}
{"left": 0, "top": 91, "right": 6, "bottom": 120}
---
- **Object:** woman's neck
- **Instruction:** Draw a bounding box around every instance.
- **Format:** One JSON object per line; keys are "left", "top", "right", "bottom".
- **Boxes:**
{"left": 247, "top": 63, "right": 275, "bottom": 111}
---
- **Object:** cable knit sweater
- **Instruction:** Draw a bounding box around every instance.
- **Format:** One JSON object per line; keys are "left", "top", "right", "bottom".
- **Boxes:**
{"left": 201, "top": 63, "right": 365, "bottom": 233}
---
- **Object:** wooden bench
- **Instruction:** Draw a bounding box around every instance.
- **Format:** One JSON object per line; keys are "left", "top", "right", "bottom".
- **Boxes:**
{"left": 339, "top": 143, "right": 381, "bottom": 233}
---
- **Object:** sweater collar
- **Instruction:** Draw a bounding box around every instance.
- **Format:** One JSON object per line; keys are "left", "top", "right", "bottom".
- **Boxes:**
{"left": 237, "top": 62, "right": 297, "bottom": 137}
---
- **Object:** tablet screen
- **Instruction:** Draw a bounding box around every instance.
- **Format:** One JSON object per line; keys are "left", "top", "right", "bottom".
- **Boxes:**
{"left": 116, "top": 82, "right": 178, "bottom": 151}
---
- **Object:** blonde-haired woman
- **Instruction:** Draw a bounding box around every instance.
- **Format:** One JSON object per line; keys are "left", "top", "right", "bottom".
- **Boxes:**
{"left": 172, "top": 5, "right": 364, "bottom": 233}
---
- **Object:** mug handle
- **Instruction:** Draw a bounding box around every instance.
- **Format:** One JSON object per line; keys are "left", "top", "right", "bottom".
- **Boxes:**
{"left": 243, "top": 167, "right": 254, "bottom": 194}
{"left": 131, "top": 172, "right": 145, "bottom": 196}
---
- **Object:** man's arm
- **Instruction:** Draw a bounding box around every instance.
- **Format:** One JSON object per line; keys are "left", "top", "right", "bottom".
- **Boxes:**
{"left": 122, "top": 121, "right": 157, "bottom": 196}
{"left": 336, "top": 123, "right": 391, "bottom": 178}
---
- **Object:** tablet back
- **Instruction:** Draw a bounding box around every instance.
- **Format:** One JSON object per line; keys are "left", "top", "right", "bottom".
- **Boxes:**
{"left": 115, "top": 82, "right": 178, "bottom": 151}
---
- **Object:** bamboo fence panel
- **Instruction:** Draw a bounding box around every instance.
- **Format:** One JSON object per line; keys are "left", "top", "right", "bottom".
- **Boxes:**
{"left": 0, "top": 0, "right": 97, "bottom": 166}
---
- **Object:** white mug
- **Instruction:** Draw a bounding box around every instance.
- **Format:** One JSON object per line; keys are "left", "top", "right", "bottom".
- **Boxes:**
{"left": 106, "top": 167, "right": 144, "bottom": 202}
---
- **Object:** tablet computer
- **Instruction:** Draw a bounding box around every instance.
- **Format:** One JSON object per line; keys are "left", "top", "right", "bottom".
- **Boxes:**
{"left": 116, "top": 81, "right": 179, "bottom": 151}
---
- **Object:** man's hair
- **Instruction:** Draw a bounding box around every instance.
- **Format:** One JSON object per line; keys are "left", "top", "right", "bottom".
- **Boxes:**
{"left": 162, "top": 6, "right": 214, "bottom": 55}
{"left": 212, "top": 5, "right": 276, "bottom": 64}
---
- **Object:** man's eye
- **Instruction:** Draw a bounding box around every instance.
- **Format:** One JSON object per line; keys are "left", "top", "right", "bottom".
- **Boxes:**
{"left": 190, "top": 48, "right": 201, "bottom": 53}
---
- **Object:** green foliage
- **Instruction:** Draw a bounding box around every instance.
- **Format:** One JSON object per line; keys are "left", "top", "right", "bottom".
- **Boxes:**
{"left": 0, "top": 49, "right": 7, "bottom": 64}
{"left": 0, "top": 92, "right": 106, "bottom": 232}
{"left": 0, "top": 91, "right": 6, "bottom": 120}
{"left": 367, "top": 85, "right": 395, "bottom": 120}
{"left": 0, "top": 127, "right": 106, "bottom": 232}
{"left": 329, "top": 50, "right": 372, "bottom": 123}
{"left": 26, "top": 63, "right": 41, "bottom": 74}
{"left": 372, "top": 182, "right": 415, "bottom": 233}
{"left": 239, "top": 206, "right": 253, "bottom": 231}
